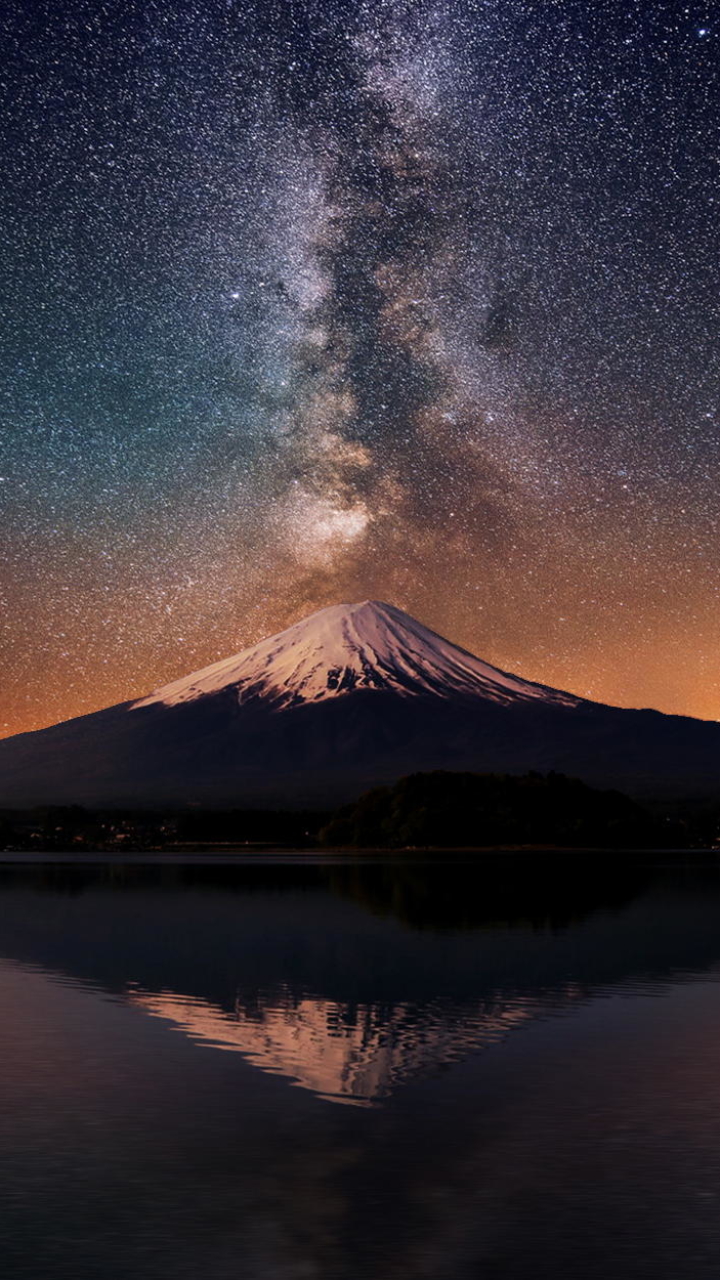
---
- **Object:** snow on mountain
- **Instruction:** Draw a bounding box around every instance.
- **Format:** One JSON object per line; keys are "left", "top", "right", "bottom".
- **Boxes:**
{"left": 131, "top": 599, "right": 582, "bottom": 712}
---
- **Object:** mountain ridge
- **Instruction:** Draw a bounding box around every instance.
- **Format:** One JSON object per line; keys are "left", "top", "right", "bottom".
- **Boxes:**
{"left": 131, "top": 600, "right": 582, "bottom": 713}
{"left": 0, "top": 600, "right": 719, "bottom": 807}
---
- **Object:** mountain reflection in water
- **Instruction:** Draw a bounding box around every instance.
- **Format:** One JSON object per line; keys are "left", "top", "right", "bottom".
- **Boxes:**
{"left": 128, "top": 984, "right": 553, "bottom": 1104}
{"left": 4, "top": 857, "right": 720, "bottom": 1280}
{"left": 0, "top": 857, "right": 650, "bottom": 1108}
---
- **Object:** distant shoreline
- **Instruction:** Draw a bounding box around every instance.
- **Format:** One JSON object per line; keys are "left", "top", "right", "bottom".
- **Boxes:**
{"left": 0, "top": 846, "right": 718, "bottom": 865}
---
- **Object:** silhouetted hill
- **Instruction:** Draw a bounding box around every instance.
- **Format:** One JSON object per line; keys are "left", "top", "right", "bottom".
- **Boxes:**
{"left": 320, "top": 771, "right": 682, "bottom": 849}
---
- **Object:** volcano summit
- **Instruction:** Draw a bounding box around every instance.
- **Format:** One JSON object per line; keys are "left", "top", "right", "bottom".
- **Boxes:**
{"left": 1, "top": 601, "right": 719, "bottom": 807}
{"left": 133, "top": 600, "right": 581, "bottom": 713}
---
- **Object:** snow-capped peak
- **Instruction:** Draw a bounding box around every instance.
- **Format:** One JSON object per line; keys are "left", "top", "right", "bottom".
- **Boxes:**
{"left": 131, "top": 600, "right": 581, "bottom": 712}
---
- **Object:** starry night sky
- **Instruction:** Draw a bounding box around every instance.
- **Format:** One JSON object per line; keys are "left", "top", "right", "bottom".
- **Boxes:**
{"left": 1, "top": 0, "right": 719, "bottom": 736}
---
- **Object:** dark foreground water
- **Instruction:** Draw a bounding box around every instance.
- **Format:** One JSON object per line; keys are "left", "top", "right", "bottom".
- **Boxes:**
{"left": 3, "top": 855, "right": 720, "bottom": 1278}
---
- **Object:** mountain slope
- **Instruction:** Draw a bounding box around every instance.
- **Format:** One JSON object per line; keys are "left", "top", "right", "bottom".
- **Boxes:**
{"left": 1, "top": 599, "right": 719, "bottom": 807}
{"left": 131, "top": 600, "right": 581, "bottom": 711}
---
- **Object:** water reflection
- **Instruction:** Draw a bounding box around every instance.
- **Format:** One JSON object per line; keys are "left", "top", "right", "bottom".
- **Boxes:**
{"left": 3, "top": 858, "right": 720, "bottom": 1278}
{"left": 0, "top": 856, "right": 718, "bottom": 1109}
{"left": 128, "top": 984, "right": 551, "bottom": 1104}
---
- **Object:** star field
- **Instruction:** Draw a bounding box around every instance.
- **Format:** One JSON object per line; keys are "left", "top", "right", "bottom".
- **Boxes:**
{"left": 1, "top": 0, "right": 720, "bottom": 735}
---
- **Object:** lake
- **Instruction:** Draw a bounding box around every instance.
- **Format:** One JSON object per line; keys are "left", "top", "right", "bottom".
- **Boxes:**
{"left": 2, "top": 854, "right": 720, "bottom": 1278}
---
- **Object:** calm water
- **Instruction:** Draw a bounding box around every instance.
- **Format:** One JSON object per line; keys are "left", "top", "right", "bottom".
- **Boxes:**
{"left": 3, "top": 855, "right": 720, "bottom": 1278}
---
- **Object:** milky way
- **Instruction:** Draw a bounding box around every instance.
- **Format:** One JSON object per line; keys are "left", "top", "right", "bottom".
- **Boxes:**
{"left": 1, "top": 0, "right": 720, "bottom": 735}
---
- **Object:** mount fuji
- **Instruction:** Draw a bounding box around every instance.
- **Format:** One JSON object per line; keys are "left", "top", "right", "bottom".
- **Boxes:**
{"left": 2, "top": 600, "right": 720, "bottom": 807}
